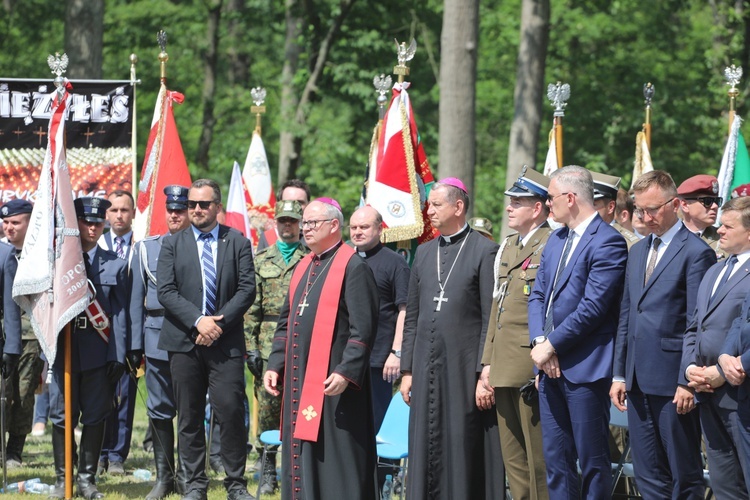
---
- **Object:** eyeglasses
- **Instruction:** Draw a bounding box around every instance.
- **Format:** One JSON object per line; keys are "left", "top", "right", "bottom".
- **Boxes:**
{"left": 187, "top": 200, "right": 216, "bottom": 210}
{"left": 301, "top": 219, "right": 333, "bottom": 230}
{"left": 684, "top": 196, "right": 722, "bottom": 209}
{"left": 166, "top": 208, "right": 187, "bottom": 214}
{"left": 546, "top": 192, "right": 574, "bottom": 202}
{"left": 276, "top": 217, "right": 299, "bottom": 225}
{"left": 634, "top": 197, "right": 674, "bottom": 219}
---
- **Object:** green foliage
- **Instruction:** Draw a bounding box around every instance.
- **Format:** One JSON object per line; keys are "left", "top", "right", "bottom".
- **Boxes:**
{"left": 1, "top": 0, "right": 748, "bottom": 222}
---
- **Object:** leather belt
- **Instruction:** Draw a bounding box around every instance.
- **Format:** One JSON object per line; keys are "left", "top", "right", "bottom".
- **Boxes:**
{"left": 146, "top": 309, "right": 165, "bottom": 317}
{"left": 263, "top": 314, "right": 279, "bottom": 322}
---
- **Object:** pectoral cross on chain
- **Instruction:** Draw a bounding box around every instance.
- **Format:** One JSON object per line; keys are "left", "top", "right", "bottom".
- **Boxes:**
{"left": 433, "top": 290, "right": 448, "bottom": 311}
{"left": 297, "top": 296, "right": 310, "bottom": 316}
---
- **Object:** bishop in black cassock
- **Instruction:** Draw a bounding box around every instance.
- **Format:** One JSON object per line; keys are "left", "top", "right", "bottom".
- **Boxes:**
{"left": 265, "top": 199, "right": 380, "bottom": 500}
{"left": 401, "top": 179, "right": 505, "bottom": 499}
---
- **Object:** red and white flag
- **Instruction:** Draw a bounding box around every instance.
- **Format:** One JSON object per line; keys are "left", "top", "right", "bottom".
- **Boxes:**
{"left": 242, "top": 130, "right": 276, "bottom": 247}
{"left": 133, "top": 85, "right": 192, "bottom": 240}
{"left": 225, "top": 161, "right": 252, "bottom": 238}
{"left": 365, "top": 82, "right": 437, "bottom": 244}
{"left": 12, "top": 86, "right": 88, "bottom": 367}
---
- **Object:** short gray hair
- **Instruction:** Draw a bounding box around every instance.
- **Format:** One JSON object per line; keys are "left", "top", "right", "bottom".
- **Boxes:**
{"left": 321, "top": 202, "right": 344, "bottom": 226}
{"left": 550, "top": 165, "right": 594, "bottom": 205}
{"left": 433, "top": 182, "right": 471, "bottom": 212}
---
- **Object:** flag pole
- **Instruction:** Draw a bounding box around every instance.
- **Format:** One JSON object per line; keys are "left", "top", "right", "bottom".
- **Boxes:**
{"left": 547, "top": 81, "right": 570, "bottom": 169}
{"left": 726, "top": 65, "right": 742, "bottom": 134}
{"left": 643, "top": 82, "right": 654, "bottom": 149}
{"left": 47, "top": 53, "right": 76, "bottom": 500}
{"left": 130, "top": 54, "right": 138, "bottom": 197}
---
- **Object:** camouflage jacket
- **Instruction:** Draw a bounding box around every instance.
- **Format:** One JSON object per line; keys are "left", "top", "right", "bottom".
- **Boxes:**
{"left": 245, "top": 242, "right": 309, "bottom": 358}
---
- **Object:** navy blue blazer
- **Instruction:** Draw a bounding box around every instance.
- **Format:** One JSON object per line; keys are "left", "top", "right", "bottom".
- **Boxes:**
{"left": 681, "top": 258, "right": 750, "bottom": 409}
{"left": 528, "top": 214, "right": 628, "bottom": 384}
{"left": 614, "top": 224, "right": 716, "bottom": 397}
{"left": 721, "top": 290, "right": 750, "bottom": 401}
{"left": 1, "top": 242, "right": 22, "bottom": 356}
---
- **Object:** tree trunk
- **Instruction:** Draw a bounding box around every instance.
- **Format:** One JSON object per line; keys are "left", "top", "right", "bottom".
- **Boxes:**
{"left": 278, "top": 0, "right": 355, "bottom": 185}
{"left": 195, "top": 0, "right": 222, "bottom": 170}
{"left": 278, "top": 0, "right": 303, "bottom": 185}
{"left": 438, "top": 0, "right": 479, "bottom": 215}
{"left": 500, "top": 0, "right": 550, "bottom": 239}
{"left": 226, "top": 0, "right": 250, "bottom": 87}
{"left": 65, "top": 0, "right": 104, "bottom": 79}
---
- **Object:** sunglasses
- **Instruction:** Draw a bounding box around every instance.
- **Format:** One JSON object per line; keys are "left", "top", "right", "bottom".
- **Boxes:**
{"left": 187, "top": 200, "right": 215, "bottom": 210}
{"left": 684, "top": 196, "right": 722, "bottom": 209}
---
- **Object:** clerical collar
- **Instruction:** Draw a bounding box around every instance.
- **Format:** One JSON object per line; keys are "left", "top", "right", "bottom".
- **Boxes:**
{"left": 441, "top": 223, "right": 470, "bottom": 244}
{"left": 357, "top": 242, "right": 382, "bottom": 258}
{"left": 315, "top": 240, "right": 342, "bottom": 260}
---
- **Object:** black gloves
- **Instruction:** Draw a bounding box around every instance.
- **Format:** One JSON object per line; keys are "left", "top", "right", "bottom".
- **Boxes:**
{"left": 246, "top": 350, "right": 264, "bottom": 379}
{"left": 1, "top": 353, "right": 19, "bottom": 379}
{"left": 125, "top": 350, "right": 144, "bottom": 377}
{"left": 106, "top": 361, "right": 126, "bottom": 385}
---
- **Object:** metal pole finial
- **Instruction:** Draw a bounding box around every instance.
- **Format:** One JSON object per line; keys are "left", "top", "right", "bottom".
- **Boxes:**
{"left": 47, "top": 52, "right": 68, "bottom": 99}
{"left": 393, "top": 38, "right": 417, "bottom": 83}
{"left": 547, "top": 81, "right": 571, "bottom": 117}
{"left": 250, "top": 87, "right": 267, "bottom": 134}
{"left": 373, "top": 74, "right": 392, "bottom": 120}
{"left": 157, "top": 30, "right": 169, "bottom": 82}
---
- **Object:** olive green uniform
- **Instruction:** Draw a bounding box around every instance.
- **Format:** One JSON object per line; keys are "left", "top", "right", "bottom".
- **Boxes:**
{"left": 245, "top": 242, "right": 309, "bottom": 437}
{"left": 482, "top": 223, "right": 552, "bottom": 500}
{"left": 613, "top": 222, "right": 641, "bottom": 250}
{"left": 7, "top": 311, "right": 44, "bottom": 436}
{"left": 701, "top": 225, "right": 727, "bottom": 261}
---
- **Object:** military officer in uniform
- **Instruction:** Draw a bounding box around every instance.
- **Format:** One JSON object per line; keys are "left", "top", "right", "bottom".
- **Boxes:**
{"left": 129, "top": 186, "right": 191, "bottom": 499}
{"left": 591, "top": 172, "right": 640, "bottom": 249}
{"left": 48, "top": 197, "right": 128, "bottom": 500}
{"left": 480, "top": 166, "right": 551, "bottom": 500}
{"left": 678, "top": 174, "right": 726, "bottom": 260}
{"left": 245, "top": 200, "right": 308, "bottom": 495}
{"left": 0, "top": 199, "right": 45, "bottom": 468}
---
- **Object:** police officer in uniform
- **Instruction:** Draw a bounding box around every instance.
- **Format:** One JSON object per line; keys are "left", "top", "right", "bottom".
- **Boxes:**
{"left": 480, "top": 166, "right": 551, "bottom": 500}
{"left": 677, "top": 174, "right": 726, "bottom": 260}
{"left": 245, "top": 199, "right": 308, "bottom": 494}
{"left": 49, "top": 197, "right": 128, "bottom": 500}
{"left": 129, "top": 186, "right": 191, "bottom": 499}
{"left": 591, "top": 172, "right": 640, "bottom": 249}
{"left": 0, "top": 199, "right": 45, "bottom": 468}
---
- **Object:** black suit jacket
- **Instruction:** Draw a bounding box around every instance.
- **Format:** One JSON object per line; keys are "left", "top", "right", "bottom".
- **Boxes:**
{"left": 156, "top": 224, "right": 255, "bottom": 357}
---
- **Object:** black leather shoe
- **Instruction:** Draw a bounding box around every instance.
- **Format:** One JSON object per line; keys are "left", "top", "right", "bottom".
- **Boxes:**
{"left": 180, "top": 490, "right": 207, "bottom": 500}
{"left": 226, "top": 489, "right": 255, "bottom": 500}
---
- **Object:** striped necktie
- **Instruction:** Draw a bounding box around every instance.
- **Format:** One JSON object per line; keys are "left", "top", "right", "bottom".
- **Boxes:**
{"left": 114, "top": 236, "right": 125, "bottom": 260}
{"left": 199, "top": 232, "right": 217, "bottom": 315}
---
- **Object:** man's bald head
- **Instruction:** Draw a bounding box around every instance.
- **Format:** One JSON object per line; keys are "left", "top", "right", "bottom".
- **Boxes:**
{"left": 349, "top": 206, "right": 383, "bottom": 252}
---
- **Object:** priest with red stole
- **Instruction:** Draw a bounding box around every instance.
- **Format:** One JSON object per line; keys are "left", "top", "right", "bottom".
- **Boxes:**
{"left": 264, "top": 198, "right": 379, "bottom": 500}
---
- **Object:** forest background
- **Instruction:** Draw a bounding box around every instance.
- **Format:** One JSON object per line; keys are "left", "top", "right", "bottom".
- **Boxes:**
{"left": 1, "top": 0, "right": 748, "bottom": 238}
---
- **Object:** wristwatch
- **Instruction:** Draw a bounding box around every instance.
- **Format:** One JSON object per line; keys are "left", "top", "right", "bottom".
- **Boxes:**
{"left": 391, "top": 349, "right": 401, "bottom": 358}
{"left": 531, "top": 336, "right": 547, "bottom": 347}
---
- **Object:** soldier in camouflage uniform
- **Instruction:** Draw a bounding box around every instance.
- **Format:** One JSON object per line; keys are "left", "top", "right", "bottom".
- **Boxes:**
{"left": 245, "top": 200, "right": 308, "bottom": 495}
{"left": 591, "top": 172, "right": 641, "bottom": 249}
{"left": 677, "top": 174, "right": 727, "bottom": 260}
{"left": 1, "top": 199, "right": 45, "bottom": 468}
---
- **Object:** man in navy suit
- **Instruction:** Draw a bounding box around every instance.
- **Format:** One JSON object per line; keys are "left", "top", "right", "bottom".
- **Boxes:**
{"left": 611, "top": 170, "right": 715, "bottom": 499}
{"left": 682, "top": 195, "right": 750, "bottom": 497}
{"left": 528, "top": 165, "right": 628, "bottom": 499}
{"left": 719, "top": 281, "right": 750, "bottom": 493}
{"left": 157, "top": 179, "right": 256, "bottom": 500}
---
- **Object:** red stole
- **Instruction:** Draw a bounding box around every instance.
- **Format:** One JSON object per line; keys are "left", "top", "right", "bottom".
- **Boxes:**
{"left": 285, "top": 243, "right": 355, "bottom": 442}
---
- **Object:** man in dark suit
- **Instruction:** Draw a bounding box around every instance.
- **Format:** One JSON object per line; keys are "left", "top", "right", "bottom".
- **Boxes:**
{"left": 683, "top": 196, "right": 750, "bottom": 497}
{"left": 528, "top": 165, "right": 628, "bottom": 499}
{"left": 611, "top": 170, "right": 716, "bottom": 499}
{"left": 157, "top": 179, "right": 256, "bottom": 500}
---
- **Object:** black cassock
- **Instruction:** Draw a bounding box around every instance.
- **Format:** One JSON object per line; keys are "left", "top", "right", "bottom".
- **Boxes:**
{"left": 267, "top": 243, "right": 379, "bottom": 500}
{"left": 402, "top": 225, "right": 506, "bottom": 499}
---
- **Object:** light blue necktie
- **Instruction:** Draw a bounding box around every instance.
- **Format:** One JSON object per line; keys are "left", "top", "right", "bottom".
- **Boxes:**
{"left": 199, "top": 232, "right": 217, "bottom": 315}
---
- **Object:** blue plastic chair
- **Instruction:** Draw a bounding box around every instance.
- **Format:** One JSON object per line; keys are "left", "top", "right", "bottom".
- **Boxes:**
{"left": 376, "top": 393, "right": 410, "bottom": 499}
{"left": 256, "top": 430, "right": 282, "bottom": 498}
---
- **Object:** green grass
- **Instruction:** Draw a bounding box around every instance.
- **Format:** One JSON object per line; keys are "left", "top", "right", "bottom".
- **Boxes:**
{"left": 3, "top": 380, "right": 281, "bottom": 499}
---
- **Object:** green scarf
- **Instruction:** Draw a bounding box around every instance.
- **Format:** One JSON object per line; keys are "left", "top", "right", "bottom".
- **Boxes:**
{"left": 277, "top": 240, "right": 301, "bottom": 264}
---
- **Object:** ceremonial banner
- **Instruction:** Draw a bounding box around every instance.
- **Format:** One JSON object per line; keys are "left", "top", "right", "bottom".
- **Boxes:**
{"left": 366, "top": 82, "right": 437, "bottom": 245}
{"left": 632, "top": 130, "right": 653, "bottom": 183}
{"left": 12, "top": 86, "right": 88, "bottom": 368}
{"left": 0, "top": 79, "right": 134, "bottom": 203}
{"left": 543, "top": 125, "right": 558, "bottom": 176}
{"left": 242, "top": 130, "right": 275, "bottom": 247}
{"left": 133, "top": 85, "right": 191, "bottom": 240}
{"left": 718, "top": 115, "right": 750, "bottom": 209}
{"left": 226, "top": 161, "right": 251, "bottom": 238}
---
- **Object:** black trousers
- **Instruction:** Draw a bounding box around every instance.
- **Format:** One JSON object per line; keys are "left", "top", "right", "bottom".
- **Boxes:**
{"left": 170, "top": 347, "right": 247, "bottom": 493}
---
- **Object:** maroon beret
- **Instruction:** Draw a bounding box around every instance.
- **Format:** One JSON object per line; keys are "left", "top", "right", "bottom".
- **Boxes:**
{"left": 677, "top": 175, "right": 719, "bottom": 197}
{"left": 732, "top": 183, "right": 750, "bottom": 198}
